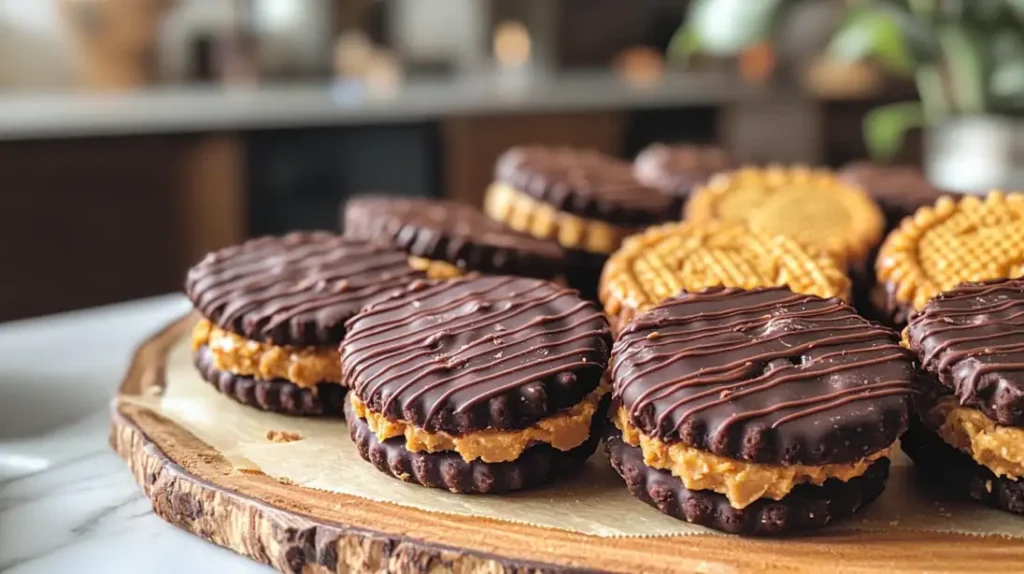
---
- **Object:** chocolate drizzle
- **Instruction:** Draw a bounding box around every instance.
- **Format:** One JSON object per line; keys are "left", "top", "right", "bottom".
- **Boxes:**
{"left": 908, "top": 278, "right": 1024, "bottom": 426}
{"left": 342, "top": 195, "right": 565, "bottom": 279}
{"left": 496, "top": 146, "right": 676, "bottom": 225}
{"left": 185, "top": 233, "right": 424, "bottom": 347}
{"left": 341, "top": 275, "right": 611, "bottom": 434}
{"left": 612, "top": 286, "right": 914, "bottom": 465}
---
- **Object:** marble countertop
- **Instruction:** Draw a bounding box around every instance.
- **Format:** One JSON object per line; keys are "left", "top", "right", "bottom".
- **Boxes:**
{"left": 0, "top": 295, "right": 270, "bottom": 573}
{"left": 0, "top": 70, "right": 797, "bottom": 141}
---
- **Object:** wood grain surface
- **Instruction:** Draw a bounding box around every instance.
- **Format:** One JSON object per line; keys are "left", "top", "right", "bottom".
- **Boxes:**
{"left": 111, "top": 315, "right": 1024, "bottom": 574}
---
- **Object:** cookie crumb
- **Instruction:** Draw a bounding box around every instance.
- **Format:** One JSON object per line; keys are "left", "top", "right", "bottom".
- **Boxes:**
{"left": 986, "top": 480, "right": 993, "bottom": 493}
{"left": 266, "top": 430, "right": 302, "bottom": 443}
{"left": 236, "top": 468, "right": 265, "bottom": 476}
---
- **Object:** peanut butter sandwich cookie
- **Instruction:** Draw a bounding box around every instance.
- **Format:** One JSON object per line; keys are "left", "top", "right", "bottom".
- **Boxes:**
{"left": 341, "top": 275, "right": 611, "bottom": 493}
{"left": 901, "top": 278, "right": 1024, "bottom": 515}
{"left": 607, "top": 286, "right": 915, "bottom": 535}
{"left": 633, "top": 143, "right": 736, "bottom": 213}
{"left": 186, "top": 232, "right": 424, "bottom": 415}
{"left": 343, "top": 195, "right": 565, "bottom": 281}
{"left": 839, "top": 162, "right": 949, "bottom": 233}
{"left": 484, "top": 146, "right": 676, "bottom": 301}
{"left": 687, "top": 165, "right": 885, "bottom": 268}
{"left": 599, "top": 220, "right": 850, "bottom": 331}
{"left": 875, "top": 192, "right": 1024, "bottom": 327}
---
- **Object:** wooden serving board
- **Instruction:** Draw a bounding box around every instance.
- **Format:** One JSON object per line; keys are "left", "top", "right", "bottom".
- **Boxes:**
{"left": 112, "top": 316, "right": 1024, "bottom": 574}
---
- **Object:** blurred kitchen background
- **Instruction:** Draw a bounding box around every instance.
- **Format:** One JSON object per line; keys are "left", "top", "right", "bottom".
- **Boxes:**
{"left": 0, "top": 0, "right": 1021, "bottom": 322}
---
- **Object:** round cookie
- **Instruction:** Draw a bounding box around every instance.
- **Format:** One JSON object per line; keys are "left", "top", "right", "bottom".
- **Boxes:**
{"left": 907, "top": 278, "right": 1024, "bottom": 426}
{"left": 185, "top": 232, "right": 424, "bottom": 414}
{"left": 342, "top": 195, "right": 566, "bottom": 281}
{"left": 607, "top": 286, "right": 914, "bottom": 533}
{"left": 483, "top": 146, "right": 676, "bottom": 301}
{"left": 901, "top": 416, "right": 1024, "bottom": 516}
{"left": 340, "top": 275, "right": 612, "bottom": 493}
{"left": 686, "top": 165, "right": 885, "bottom": 268}
{"left": 633, "top": 143, "right": 736, "bottom": 213}
{"left": 876, "top": 192, "right": 1024, "bottom": 327}
{"left": 902, "top": 278, "right": 1024, "bottom": 514}
{"left": 838, "top": 162, "right": 948, "bottom": 232}
{"left": 599, "top": 220, "right": 850, "bottom": 330}
{"left": 605, "top": 430, "right": 891, "bottom": 536}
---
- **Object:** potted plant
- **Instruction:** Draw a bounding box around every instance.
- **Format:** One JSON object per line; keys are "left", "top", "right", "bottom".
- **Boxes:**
{"left": 672, "top": 0, "right": 1024, "bottom": 193}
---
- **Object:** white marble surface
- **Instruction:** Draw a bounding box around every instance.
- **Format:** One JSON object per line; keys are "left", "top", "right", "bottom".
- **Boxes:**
{"left": 0, "top": 71, "right": 798, "bottom": 141}
{"left": 0, "top": 296, "right": 269, "bottom": 573}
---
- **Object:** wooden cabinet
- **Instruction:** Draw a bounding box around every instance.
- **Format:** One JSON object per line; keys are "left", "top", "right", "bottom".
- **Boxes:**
{"left": 0, "top": 135, "right": 244, "bottom": 322}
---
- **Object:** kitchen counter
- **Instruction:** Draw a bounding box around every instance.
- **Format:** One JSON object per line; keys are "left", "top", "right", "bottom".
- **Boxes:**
{"left": 0, "top": 70, "right": 797, "bottom": 140}
{"left": 0, "top": 295, "right": 269, "bottom": 573}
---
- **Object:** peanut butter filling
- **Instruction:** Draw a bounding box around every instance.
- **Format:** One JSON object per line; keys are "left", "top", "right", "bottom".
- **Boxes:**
{"left": 191, "top": 319, "right": 341, "bottom": 388}
{"left": 613, "top": 407, "right": 889, "bottom": 509}
{"left": 925, "top": 397, "right": 1024, "bottom": 480}
{"left": 407, "top": 256, "right": 464, "bottom": 280}
{"left": 351, "top": 383, "right": 609, "bottom": 463}
{"left": 483, "top": 182, "right": 639, "bottom": 255}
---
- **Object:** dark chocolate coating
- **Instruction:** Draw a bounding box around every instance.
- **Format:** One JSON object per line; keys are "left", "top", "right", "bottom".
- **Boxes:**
{"left": 908, "top": 278, "right": 1024, "bottom": 427}
{"left": 185, "top": 232, "right": 424, "bottom": 347}
{"left": 564, "top": 247, "right": 607, "bottom": 304}
{"left": 839, "top": 162, "right": 948, "bottom": 232}
{"left": 902, "top": 417, "right": 1024, "bottom": 515}
{"left": 612, "top": 286, "right": 915, "bottom": 465}
{"left": 345, "top": 398, "right": 604, "bottom": 494}
{"left": 633, "top": 143, "right": 736, "bottom": 213}
{"left": 605, "top": 430, "right": 890, "bottom": 536}
{"left": 495, "top": 146, "right": 676, "bottom": 226}
{"left": 342, "top": 196, "right": 566, "bottom": 280}
{"left": 195, "top": 346, "right": 346, "bottom": 416}
{"left": 341, "top": 275, "right": 611, "bottom": 434}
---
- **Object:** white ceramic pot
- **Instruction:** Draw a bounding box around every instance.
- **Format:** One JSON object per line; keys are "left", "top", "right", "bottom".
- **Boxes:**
{"left": 926, "top": 116, "right": 1024, "bottom": 194}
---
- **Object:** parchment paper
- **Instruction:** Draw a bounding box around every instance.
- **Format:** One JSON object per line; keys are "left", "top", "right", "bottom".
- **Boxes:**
{"left": 125, "top": 335, "right": 1024, "bottom": 538}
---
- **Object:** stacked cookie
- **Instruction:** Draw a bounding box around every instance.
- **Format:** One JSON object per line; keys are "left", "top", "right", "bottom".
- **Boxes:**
{"left": 340, "top": 275, "right": 611, "bottom": 493}
{"left": 607, "top": 287, "right": 915, "bottom": 534}
{"left": 483, "top": 146, "right": 677, "bottom": 301}
{"left": 342, "top": 195, "right": 566, "bottom": 282}
{"left": 185, "top": 233, "right": 425, "bottom": 415}
{"left": 901, "top": 278, "right": 1024, "bottom": 515}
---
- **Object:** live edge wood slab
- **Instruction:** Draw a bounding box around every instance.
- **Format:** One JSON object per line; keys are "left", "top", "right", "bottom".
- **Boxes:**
{"left": 111, "top": 315, "right": 1024, "bottom": 574}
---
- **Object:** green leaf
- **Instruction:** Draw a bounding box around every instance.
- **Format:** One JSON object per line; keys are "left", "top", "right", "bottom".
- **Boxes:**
{"left": 667, "top": 25, "right": 702, "bottom": 63}
{"left": 937, "top": 25, "right": 988, "bottom": 113}
{"left": 915, "top": 65, "right": 950, "bottom": 122}
{"left": 864, "top": 102, "right": 926, "bottom": 160}
{"left": 828, "top": 5, "right": 917, "bottom": 76}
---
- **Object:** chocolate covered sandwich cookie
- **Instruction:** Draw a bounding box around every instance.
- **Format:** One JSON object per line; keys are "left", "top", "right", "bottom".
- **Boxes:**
{"left": 902, "top": 278, "right": 1024, "bottom": 514}
{"left": 875, "top": 192, "right": 1024, "bottom": 327}
{"left": 608, "top": 286, "right": 915, "bottom": 535}
{"left": 186, "top": 232, "right": 424, "bottom": 415}
{"left": 341, "top": 275, "right": 611, "bottom": 493}
{"left": 343, "top": 195, "right": 565, "bottom": 281}
{"left": 839, "top": 162, "right": 947, "bottom": 233}
{"left": 633, "top": 143, "right": 736, "bottom": 213}
{"left": 686, "top": 165, "right": 885, "bottom": 269}
{"left": 483, "top": 146, "right": 676, "bottom": 301}
{"left": 599, "top": 220, "right": 850, "bottom": 331}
